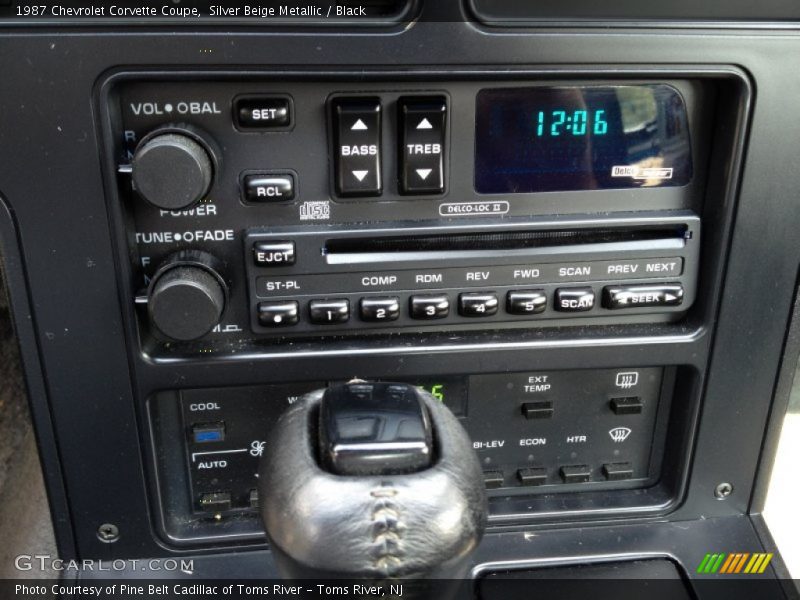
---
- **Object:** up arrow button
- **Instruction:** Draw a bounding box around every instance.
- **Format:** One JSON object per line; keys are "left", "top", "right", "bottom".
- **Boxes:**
{"left": 399, "top": 97, "right": 447, "bottom": 195}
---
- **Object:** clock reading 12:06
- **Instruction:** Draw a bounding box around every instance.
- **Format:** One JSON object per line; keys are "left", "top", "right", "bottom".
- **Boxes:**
{"left": 536, "top": 109, "right": 609, "bottom": 137}
{"left": 474, "top": 84, "right": 694, "bottom": 193}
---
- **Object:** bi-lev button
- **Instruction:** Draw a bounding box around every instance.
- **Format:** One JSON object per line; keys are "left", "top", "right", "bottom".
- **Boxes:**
{"left": 400, "top": 97, "right": 447, "bottom": 195}
{"left": 332, "top": 98, "right": 382, "bottom": 197}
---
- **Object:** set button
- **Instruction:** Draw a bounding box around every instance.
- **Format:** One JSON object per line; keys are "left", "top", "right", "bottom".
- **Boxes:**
{"left": 309, "top": 299, "right": 350, "bottom": 324}
{"left": 234, "top": 96, "right": 292, "bottom": 130}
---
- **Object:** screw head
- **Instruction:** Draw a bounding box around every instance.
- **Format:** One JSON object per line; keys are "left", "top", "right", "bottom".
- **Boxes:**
{"left": 97, "top": 523, "right": 120, "bottom": 543}
{"left": 714, "top": 482, "right": 733, "bottom": 499}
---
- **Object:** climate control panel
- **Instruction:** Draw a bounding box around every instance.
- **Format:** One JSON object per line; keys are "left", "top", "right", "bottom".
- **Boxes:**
{"left": 148, "top": 366, "right": 673, "bottom": 543}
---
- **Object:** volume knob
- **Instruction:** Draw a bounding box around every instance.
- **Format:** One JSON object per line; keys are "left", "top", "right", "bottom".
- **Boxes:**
{"left": 131, "top": 131, "right": 214, "bottom": 210}
{"left": 148, "top": 253, "right": 226, "bottom": 341}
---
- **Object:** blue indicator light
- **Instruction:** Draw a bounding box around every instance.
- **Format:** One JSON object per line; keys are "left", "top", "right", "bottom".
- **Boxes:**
{"left": 192, "top": 423, "right": 225, "bottom": 443}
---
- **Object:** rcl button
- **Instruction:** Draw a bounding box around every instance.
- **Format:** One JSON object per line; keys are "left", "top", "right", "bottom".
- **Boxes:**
{"left": 603, "top": 284, "right": 684, "bottom": 309}
{"left": 253, "top": 241, "right": 295, "bottom": 267}
{"left": 243, "top": 174, "right": 295, "bottom": 202}
{"left": 555, "top": 287, "right": 595, "bottom": 312}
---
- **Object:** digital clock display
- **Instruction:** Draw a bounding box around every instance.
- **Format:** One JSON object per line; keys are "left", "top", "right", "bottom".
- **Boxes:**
{"left": 474, "top": 85, "right": 692, "bottom": 194}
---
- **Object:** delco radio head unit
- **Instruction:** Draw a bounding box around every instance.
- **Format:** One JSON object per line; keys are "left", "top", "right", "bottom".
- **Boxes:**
{"left": 245, "top": 212, "right": 699, "bottom": 336}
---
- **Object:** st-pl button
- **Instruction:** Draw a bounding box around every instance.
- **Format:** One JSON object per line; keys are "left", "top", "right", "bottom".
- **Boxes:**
{"left": 332, "top": 98, "right": 382, "bottom": 197}
{"left": 258, "top": 301, "right": 299, "bottom": 327}
{"left": 399, "top": 97, "right": 447, "bottom": 194}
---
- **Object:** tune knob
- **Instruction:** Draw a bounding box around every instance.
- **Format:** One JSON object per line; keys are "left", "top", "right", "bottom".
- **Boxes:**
{"left": 131, "top": 130, "right": 214, "bottom": 210}
{"left": 148, "top": 252, "right": 226, "bottom": 341}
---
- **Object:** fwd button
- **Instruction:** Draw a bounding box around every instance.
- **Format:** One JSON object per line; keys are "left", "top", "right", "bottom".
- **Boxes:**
{"left": 603, "top": 284, "right": 684, "bottom": 309}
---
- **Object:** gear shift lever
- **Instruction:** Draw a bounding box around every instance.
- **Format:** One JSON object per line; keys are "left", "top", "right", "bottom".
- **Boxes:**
{"left": 258, "top": 382, "right": 487, "bottom": 593}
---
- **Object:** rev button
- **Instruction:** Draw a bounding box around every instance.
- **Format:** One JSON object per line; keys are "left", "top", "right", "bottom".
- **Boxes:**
{"left": 243, "top": 174, "right": 295, "bottom": 202}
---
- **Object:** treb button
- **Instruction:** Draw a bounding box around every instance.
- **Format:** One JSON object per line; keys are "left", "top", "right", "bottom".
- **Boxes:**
{"left": 332, "top": 98, "right": 382, "bottom": 197}
{"left": 399, "top": 97, "right": 447, "bottom": 195}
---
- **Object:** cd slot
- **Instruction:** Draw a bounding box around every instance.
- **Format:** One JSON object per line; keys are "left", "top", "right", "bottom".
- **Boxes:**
{"left": 324, "top": 225, "right": 689, "bottom": 266}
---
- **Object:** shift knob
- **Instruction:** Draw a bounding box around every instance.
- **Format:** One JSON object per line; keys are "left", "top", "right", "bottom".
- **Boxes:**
{"left": 258, "top": 382, "right": 487, "bottom": 595}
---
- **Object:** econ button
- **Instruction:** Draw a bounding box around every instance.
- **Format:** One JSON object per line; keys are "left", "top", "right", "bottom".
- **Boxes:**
{"left": 243, "top": 174, "right": 295, "bottom": 202}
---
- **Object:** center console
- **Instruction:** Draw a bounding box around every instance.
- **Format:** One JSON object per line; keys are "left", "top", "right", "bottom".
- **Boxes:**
{"left": 94, "top": 69, "right": 749, "bottom": 549}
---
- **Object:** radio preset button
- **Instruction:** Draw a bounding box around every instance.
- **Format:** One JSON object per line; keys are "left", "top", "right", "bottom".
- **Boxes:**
{"left": 399, "top": 97, "right": 447, "bottom": 195}
{"left": 603, "top": 283, "right": 684, "bottom": 309}
{"left": 507, "top": 290, "right": 547, "bottom": 315}
{"left": 253, "top": 241, "right": 296, "bottom": 267}
{"left": 258, "top": 301, "right": 299, "bottom": 327}
{"left": 360, "top": 297, "right": 400, "bottom": 322}
{"left": 410, "top": 295, "right": 450, "bottom": 320}
{"left": 243, "top": 174, "right": 295, "bottom": 202}
{"left": 332, "top": 98, "right": 382, "bottom": 196}
{"left": 555, "top": 287, "right": 595, "bottom": 312}
{"left": 459, "top": 292, "right": 498, "bottom": 317}
{"left": 235, "top": 96, "right": 291, "bottom": 129}
{"left": 310, "top": 299, "right": 350, "bottom": 324}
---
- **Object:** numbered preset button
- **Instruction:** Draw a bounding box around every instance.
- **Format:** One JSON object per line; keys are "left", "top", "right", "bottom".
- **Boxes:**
{"left": 360, "top": 297, "right": 400, "bottom": 322}
{"left": 458, "top": 293, "right": 498, "bottom": 317}
{"left": 409, "top": 295, "right": 449, "bottom": 320}
{"left": 507, "top": 290, "right": 547, "bottom": 315}
{"left": 309, "top": 299, "right": 350, "bottom": 324}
